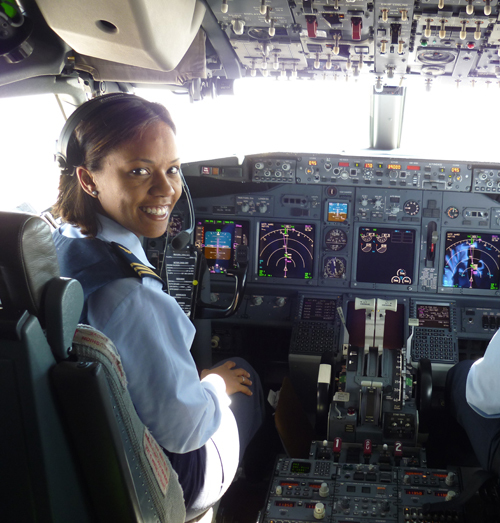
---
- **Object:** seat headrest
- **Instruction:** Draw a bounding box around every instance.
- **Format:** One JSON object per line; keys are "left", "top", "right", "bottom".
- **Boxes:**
{"left": 0, "top": 211, "right": 60, "bottom": 320}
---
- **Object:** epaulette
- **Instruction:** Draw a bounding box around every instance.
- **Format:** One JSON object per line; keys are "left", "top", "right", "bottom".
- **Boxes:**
{"left": 111, "top": 242, "right": 166, "bottom": 289}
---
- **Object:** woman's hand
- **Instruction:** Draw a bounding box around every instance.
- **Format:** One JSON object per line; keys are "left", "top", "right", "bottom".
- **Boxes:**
{"left": 201, "top": 361, "right": 253, "bottom": 396}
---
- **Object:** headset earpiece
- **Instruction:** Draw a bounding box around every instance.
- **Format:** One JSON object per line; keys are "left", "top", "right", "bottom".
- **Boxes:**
{"left": 55, "top": 92, "right": 132, "bottom": 176}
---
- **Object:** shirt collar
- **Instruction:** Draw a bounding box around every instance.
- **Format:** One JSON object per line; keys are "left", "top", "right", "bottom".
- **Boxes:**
{"left": 59, "top": 214, "right": 155, "bottom": 269}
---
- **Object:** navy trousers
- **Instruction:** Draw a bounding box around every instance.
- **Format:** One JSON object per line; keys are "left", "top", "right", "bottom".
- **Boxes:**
{"left": 446, "top": 360, "right": 500, "bottom": 472}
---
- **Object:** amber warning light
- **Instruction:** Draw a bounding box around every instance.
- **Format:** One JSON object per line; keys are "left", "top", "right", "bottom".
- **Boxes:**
{"left": 364, "top": 163, "right": 373, "bottom": 168}
{"left": 407, "top": 165, "right": 420, "bottom": 171}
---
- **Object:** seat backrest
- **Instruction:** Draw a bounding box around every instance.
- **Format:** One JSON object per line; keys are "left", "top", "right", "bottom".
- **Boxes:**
{"left": 0, "top": 211, "right": 185, "bottom": 522}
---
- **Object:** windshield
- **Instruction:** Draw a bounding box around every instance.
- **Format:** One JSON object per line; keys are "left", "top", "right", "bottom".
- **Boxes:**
{"left": 1, "top": 79, "right": 499, "bottom": 213}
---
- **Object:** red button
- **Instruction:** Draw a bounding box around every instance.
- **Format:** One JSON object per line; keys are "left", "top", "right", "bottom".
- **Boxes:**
{"left": 333, "top": 437, "right": 342, "bottom": 453}
{"left": 363, "top": 439, "right": 372, "bottom": 455}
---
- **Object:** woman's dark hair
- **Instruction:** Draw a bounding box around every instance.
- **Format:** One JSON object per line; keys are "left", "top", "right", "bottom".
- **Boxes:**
{"left": 52, "top": 95, "right": 176, "bottom": 238}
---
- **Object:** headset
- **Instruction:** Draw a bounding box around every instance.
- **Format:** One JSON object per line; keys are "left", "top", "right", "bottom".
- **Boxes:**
{"left": 55, "top": 93, "right": 194, "bottom": 250}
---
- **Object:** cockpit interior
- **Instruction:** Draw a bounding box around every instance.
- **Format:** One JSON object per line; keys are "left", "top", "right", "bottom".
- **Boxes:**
{"left": 2, "top": 1, "right": 500, "bottom": 522}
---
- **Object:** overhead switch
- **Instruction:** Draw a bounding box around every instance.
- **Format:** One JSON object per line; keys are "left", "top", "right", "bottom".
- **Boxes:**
{"left": 351, "top": 17, "right": 362, "bottom": 40}
{"left": 306, "top": 16, "right": 318, "bottom": 38}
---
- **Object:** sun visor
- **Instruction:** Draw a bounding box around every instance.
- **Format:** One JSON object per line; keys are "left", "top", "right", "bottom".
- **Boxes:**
{"left": 73, "top": 29, "right": 207, "bottom": 85}
{"left": 35, "top": 0, "right": 206, "bottom": 72}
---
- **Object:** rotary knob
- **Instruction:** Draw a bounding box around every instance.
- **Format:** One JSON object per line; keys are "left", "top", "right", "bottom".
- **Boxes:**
{"left": 240, "top": 202, "right": 250, "bottom": 213}
{"left": 314, "top": 502, "right": 326, "bottom": 519}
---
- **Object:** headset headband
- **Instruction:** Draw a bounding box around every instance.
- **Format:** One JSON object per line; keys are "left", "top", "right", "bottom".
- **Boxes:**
{"left": 55, "top": 92, "right": 135, "bottom": 176}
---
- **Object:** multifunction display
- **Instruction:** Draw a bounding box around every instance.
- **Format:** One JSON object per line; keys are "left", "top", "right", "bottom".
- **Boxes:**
{"left": 416, "top": 304, "right": 451, "bottom": 330}
{"left": 443, "top": 232, "right": 500, "bottom": 290}
{"left": 195, "top": 219, "right": 249, "bottom": 274}
{"left": 258, "top": 222, "right": 315, "bottom": 279}
{"left": 356, "top": 227, "right": 416, "bottom": 285}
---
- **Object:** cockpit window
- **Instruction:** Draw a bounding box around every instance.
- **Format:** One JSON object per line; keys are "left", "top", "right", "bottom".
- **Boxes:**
{"left": 0, "top": 94, "right": 64, "bottom": 213}
{"left": 1, "top": 82, "right": 498, "bottom": 215}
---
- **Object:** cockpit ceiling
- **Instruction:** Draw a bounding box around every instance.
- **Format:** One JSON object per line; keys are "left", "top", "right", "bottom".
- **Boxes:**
{"left": 1, "top": 0, "right": 499, "bottom": 93}
{"left": 206, "top": 0, "right": 500, "bottom": 88}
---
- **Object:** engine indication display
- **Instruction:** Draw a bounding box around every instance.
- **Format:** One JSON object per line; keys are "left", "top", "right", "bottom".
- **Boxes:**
{"left": 443, "top": 232, "right": 500, "bottom": 290}
{"left": 325, "top": 228, "right": 347, "bottom": 251}
{"left": 258, "top": 222, "right": 314, "bottom": 279}
{"left": 356, "top": 227, "right": 416, "bottom": 285}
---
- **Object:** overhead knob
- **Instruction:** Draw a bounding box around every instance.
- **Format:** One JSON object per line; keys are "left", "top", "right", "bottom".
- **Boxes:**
{"left": 361, "top": 198, "right": 369, "bottom": 206}
{"left": 276, "top": 485, "right": 283, "bottom": 495}
{"left": 241, "top": 202, "right": 250, "bottom": 213}
{"left": 232, "top": 19, "right": 245, "bottom": 35}
{"left": 381, "top": 9, "right": 388, "bottom": 22}
{"left": 380, "top": 40, "right": 387, "bottom": 54}
{"left": 259, "top": 203, "right": 268, "bottom": 213}
{"left": 340, "top": 497, "right": 350, "bottom": 509}
{"left": 260, "top": 0, "right": 267, "bottom": 15}
{"left": 221, "top": 0, "right": 228, "bottom": 13}
{"left": 326, "top": 54, "right": 332, "bottom": 70}
{"left": 314, "top": 53, "right": 321, "bottom": 69}
{"left": 400, "top": 9, "right": 408, "bottom": 21}
{"left": 484, "top": 0, "right": 492, "bottom": 15}
{"left": 273, "top": 53, "right": 280, "bottom": 70}
{"left": 466, "top": 0, "right": 474, "bottom": 14}
{"left": 438, "top": 0, "right": 445, "bottom": 8}
{"left": 275, "top": 297, "right": 286, "bottom": 308}
{"left": 398, "top": 40, "right": 404, "bottom": 54}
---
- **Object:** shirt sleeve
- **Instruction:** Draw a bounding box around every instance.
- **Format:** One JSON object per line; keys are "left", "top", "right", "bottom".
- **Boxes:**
{"left": 466, "top": 329, "right": 500, "bottom": 418}
{"left": 87, "top": 277, "right": 228, "bottom": 453}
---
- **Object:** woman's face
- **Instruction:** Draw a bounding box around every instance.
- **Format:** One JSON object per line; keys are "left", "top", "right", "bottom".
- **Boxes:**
{"left": 90, "top": 121, "right": 182, "bottom": 239}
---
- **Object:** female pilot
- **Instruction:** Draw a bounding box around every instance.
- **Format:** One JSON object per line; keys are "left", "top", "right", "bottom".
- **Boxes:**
{"left": 52, "top": 93, "right": 264, "bottom": 520}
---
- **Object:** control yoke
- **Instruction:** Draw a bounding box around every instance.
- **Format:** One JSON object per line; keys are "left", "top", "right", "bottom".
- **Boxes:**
{"left": 195, "top": 245, "right": 249, "bottom": 319}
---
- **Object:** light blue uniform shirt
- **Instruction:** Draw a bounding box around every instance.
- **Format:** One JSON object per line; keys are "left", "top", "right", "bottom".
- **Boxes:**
{"left": 60, "top": 215, "right": 228, "bottom": 453}
{"left": 466, "top": 329, "right": 500, "bottom": 418}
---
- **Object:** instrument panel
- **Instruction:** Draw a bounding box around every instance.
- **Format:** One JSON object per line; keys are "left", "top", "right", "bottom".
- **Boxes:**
{"left": 184, "top": 153, "right": 500, "bottom": 300}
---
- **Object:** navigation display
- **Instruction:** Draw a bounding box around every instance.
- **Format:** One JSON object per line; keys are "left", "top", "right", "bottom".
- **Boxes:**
{"left": 195, "top": 219, "right": 249, "bottom": 274}
{"left": 356, "top": 227, "right": 416, "bottom": 285}
{"left": 258, "top": 222, "right": 314, "bottom": 279}
{"left": 443, "top": 232, "right": 500, "bottom": 290}
{"left": 416, "top": 304, "right": 451, "bottom": 330}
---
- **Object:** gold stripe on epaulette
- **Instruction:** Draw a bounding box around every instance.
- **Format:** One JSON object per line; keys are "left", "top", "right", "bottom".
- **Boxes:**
{"left": 116, "top": 244, "right": 133, "bottom": 255}
{"left": 130, "top": 263, "right": 161, "bottom": 278}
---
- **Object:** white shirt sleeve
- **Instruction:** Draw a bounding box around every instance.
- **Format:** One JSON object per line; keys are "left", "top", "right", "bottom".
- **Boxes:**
{"left": 466, "top": 329, "right": 500, "bottom": 418}
{"left": 87, "top": 276, "right": 229, "bottom": 453}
